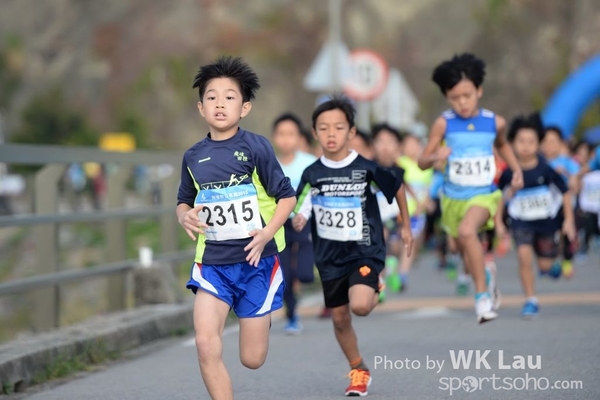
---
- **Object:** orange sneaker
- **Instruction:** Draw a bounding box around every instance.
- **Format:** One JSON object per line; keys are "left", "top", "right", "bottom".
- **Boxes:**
{"left": 345, "top": 368, "right": 372, "bottom": 396}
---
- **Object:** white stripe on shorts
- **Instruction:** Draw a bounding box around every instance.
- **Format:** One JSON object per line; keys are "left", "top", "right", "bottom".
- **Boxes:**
{"left": 192, "top": 264, "right": 219, "bottom": 295}
{"left": 256, "top": 264, "right": 283, "bottom": 315}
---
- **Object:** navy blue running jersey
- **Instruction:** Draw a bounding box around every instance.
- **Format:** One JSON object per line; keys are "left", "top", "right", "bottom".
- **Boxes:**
{"left": 498, "top": 156, "right": 567, "bottom": 233}
{"left": 177, "top": 129, "right": 295, "bottom": 265}
{"left": 294, "top": 151, "right": 403, "bottom": 281}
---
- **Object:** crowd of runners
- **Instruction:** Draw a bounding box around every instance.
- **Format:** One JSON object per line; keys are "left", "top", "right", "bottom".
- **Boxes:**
{"left": 176, "top": 54, "right": 600, "bottom": 399}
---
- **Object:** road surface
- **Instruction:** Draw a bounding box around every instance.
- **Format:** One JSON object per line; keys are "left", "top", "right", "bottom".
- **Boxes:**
{"left": 15, "top": 250, "right": 600, "bottom": 399}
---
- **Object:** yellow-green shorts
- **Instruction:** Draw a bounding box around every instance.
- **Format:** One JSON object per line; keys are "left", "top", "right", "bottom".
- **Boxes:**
{"left": 440, "top": 190, "right": 502, "bottom": 238}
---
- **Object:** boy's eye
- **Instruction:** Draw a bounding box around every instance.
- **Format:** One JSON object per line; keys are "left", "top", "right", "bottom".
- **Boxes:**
{"left": 226, "top": 96, "right": 234, "bottom": 100}
{"left": 207, "top": 96, "right": 216, "bottom": 100}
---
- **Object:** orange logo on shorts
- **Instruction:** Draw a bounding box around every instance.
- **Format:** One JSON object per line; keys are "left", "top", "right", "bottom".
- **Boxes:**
{"left": 359, "top": 266, "right": 371, "bottom": 277}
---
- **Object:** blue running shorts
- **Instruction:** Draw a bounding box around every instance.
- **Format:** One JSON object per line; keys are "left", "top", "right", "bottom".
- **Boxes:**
{"left": 186, "top": 254, "right": 285, "bottom": 318}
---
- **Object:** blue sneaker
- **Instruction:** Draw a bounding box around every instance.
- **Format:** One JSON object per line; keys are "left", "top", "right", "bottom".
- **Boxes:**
{"left": 549, "top": 262, "right": 562, "bottom": 280}
{"left": 521, "top": 301, "right": 539, "bottom": 319}
{"left": 283, "top": 316, "right": 303, "bottom": 335}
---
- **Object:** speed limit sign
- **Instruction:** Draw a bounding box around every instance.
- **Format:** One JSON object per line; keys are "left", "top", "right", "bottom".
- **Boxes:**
{"left": 343, "top": 49, "right": 389, "bottom": 101}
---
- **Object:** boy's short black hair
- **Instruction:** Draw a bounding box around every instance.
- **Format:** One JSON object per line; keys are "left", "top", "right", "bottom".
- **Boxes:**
{"left": 192, "top": 56, "right": 260, "bottom": 103}
{"left": 312, "top": 93, "right": 355, "bottom": 129}
{"left": 573, "top": 140, "right": 591, "bottom": 152}
{"left": 544, "top": 125, "right": 565, "bottom": 141}
{"left": 507, "top": 112, "right": 545, "bottom": 143}
{"left": 371, "top": 123, "right": 402, "bottom": 142}
{"left": 432, "top": 53, "right": 486, "bottom": 94}
{"left": 272, "top": 112, "right": 304, "bottom": 134}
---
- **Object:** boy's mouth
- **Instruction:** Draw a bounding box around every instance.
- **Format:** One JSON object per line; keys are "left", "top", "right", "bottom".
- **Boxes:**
{"left": 215, "top": 112, "right": 227, "bottom": 120}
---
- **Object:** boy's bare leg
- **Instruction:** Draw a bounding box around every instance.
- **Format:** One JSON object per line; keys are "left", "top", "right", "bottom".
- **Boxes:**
{"left": 457, "top": 206, "right": 490, "bottom": 293}
{"left": 194, "top": 291, "right": 233, "bottom": 400}
{"left": 329, "top": 285, "right": 378, "bottom": 369}
{"left": 239, "top": 314, "right": 272, "bottom": 369}
{"left": 517, "top": 245, "right": 536, "bottom": 298}
{"left": 331, "top": 305, "right": 361, "bottom": 365}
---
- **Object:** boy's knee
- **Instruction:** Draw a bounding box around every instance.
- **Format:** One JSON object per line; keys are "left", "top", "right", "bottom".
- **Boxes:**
{"left": 331, "top": 309, "right": 351, "bottom": 331}
{"left": 240, "top": 348, "right": 267, "bottom": 369}
{"left": 240, "top": 353, "right": 266, "bottom": 370}
{"left": 457, "top": 225, "right": 477, "bottom": 241}
{"left": 195, "top": 333, "right": 220, "bottom": 360}
{"left": 350, "top": 303, "right": 372, "bottom": 317}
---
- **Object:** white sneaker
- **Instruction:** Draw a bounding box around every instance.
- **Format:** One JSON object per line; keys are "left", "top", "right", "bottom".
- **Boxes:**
{"left": 475, "top": 295, "right": 498, "bottom": 324}
{"left": 486, "top": 261, "right": 501, "bottom": 311}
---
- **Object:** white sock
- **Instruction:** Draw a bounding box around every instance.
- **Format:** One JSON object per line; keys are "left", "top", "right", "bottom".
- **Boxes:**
{"left": 457, "top": 273, "right": 469, "bottom": 283}
{"left": 527, "top": 297, "right": 538, "bottom": 305}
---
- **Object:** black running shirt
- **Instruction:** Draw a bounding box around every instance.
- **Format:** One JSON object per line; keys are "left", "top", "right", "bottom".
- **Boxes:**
{"left": 295, "top": 151, "right": 403, "bottom": 280}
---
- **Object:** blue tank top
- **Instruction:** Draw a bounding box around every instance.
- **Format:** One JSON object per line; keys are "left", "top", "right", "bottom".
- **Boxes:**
{"left": 442, "top": 109, "right": 498, "bottom": 199}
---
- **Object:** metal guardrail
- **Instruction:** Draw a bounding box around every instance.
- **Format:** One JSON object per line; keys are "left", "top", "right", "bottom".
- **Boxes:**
{"left": 0, "top": 143, "right": 190, "bottom": 332}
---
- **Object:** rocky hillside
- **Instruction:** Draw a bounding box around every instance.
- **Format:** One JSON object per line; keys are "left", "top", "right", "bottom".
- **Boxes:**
{"left": 0, "top": 0, "right": 599, "bottom": 149}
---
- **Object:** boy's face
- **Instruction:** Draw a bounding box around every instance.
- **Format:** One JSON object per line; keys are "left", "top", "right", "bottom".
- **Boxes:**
{"left": 513, "top": 128, "right": 539, "bottom": 161}
{"left": 445, "top": 79, "right": 482, "bottom": 119}
{"left": 373, "top": 130, "right": 399, "bottom": 165}
{"left": 402, "top": 135, "right": 423, "bottom": 160}
{"left": 273, "top": 120, "right": 301, "bottom": 156}
{"left": 197, "top": 77, "right": 251, "bottom": 132}
{"left": 313, "top": 109, "right": 355, "bottom": 158}
{"left": 576, "top": 145, "right": 590, "bottom": 164}
{"left": 541, "top": 130, "right": 562, "bottom": 159}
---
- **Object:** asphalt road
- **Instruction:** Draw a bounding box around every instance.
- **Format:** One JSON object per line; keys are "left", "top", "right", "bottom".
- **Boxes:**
{"left": 16, "top": 249, "right": 600, "bottom": 400}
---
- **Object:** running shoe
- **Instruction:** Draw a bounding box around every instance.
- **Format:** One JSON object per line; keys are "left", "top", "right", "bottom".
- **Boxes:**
{"left": 345, "top": 368, "right": 372, "bottom": 397}
{"left": 456, "top": 281, "right": 469, "bottom": 296}
{"left": 561, "top": 260, "right": 573, "bottom": 279}
{"left": 283, "top": 316, "right": 303, "bottom": 335}
{"left": 549, "top": 261, "right": 562, "bottom": 280}
{"left": 521, "top": 301, "right": 539, "bottom": 319}
{"left": 475, "top": 295, "right": 498, "bottom": 324}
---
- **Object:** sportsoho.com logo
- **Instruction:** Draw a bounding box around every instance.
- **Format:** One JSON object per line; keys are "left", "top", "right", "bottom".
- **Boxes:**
{"left": 439, "top": 374, "right": 583, "bottom": 396}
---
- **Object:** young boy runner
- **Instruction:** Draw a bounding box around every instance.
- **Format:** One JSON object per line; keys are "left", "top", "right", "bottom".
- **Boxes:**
{"left": 177, "top": 56, "right": 296, "bottom": 400}
{"left": 292, "top": 95, "right": 413, "bottom": 396}
{"left": 541, "top": 126, "right": 580, "bottom": 278}
{"left": 370, "top": 123, "right": 405, "bottom": 302}
{"left": 495, "top": 113, "right": 576, "bottom": 318}
{"left": 418, "top": 53, "right": 523, "bottom": 323}
{"left": 272, "top": 112, "right": 317, "bottom": 335}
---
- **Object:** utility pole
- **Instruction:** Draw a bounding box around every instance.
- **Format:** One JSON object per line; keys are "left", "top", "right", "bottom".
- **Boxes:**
{"left": 329, "top": 0, "right": 342, "bottom": 91}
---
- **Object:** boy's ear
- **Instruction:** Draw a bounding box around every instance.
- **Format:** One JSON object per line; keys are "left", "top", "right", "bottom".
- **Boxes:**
{"left": 312, "top": 128, "right": 318, "bottom": 139}
{"left": 240, "top": 101, "right": 252, "bottom": 118}
{"left": 477, "top": 86, "right": 484, "bottom": 100}
{"left": 197, "top": 101, "right": 205, "bottom": 117}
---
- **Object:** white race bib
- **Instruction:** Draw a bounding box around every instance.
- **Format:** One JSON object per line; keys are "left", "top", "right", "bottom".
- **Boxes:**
{"left": 579, "top": 172, "right": 600, "bottom": 213}
{"left": 313, "top": 196, "right": 363, "bottom": 241}
{"left": 195, "top": 184, "right": 262, "bottom": 241}
{"left": 448, "top": 154, "right": 495, "bottom": 187}
{"left": 376, "top": 191, "right": 399, "bottom": 222}
{"left": 510, "top": 191, "right": 553, "bottom": 221}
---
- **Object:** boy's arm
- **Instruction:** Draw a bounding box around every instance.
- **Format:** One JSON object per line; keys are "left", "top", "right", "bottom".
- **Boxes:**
{"left": 245, "top": 136, "right": 298, "bottom": 265}
{"left": 176, "top": 156, "right": 205, "bottom": 240}
{"left": 245, "top": 196, "right": 296, "bottom": 266}
{"left": 395, "top": 184, "right": 413, "bottom": 257}
{"left": 561, "top": 192, "right": 576, "bottom": 241}
{"left": 418, "top": 117, "right": 449, "bottom": 170}
{"left": 494, "top": 197, "right": 506, "bottom": 236}
{"left": 494, "top": 115, "right": 523, "bottom": 190}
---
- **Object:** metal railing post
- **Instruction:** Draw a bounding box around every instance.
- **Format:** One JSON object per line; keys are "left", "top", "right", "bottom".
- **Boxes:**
{"left": 32, "top": 164, "right": 66, "bottom": 331}
{"left": 105, "top": 166, "right": 132, "bottom": 312}
{"left": 159, "top": 172, "right": 179, "bottom": 254}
